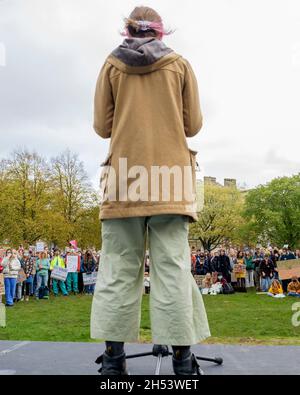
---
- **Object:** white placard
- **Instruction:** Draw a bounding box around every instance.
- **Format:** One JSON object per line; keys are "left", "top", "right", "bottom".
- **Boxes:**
{"left": 51, "top": 267, "right": 68, "bottom": 282}
{"left": 83, "top": 272, "right": 97, "bottom": 286}
{"left": 36, "top": 242, "right": 45, "bottom": 253}
{"left": 66, "top": 255, "right": 78, "bottom": 273}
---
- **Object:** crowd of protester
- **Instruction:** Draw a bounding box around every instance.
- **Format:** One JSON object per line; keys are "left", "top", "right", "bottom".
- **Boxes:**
{"left": 0, "top": 244, "right": 100, "bottom": 307}
{"left": 1, "top": 243, "right": 299, "bottom": 306}
{"left": 190, "top": 246, "right": 300, "bottom": 296}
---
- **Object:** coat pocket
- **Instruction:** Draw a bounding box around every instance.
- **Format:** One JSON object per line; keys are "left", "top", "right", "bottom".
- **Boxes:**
{"left": 100, "top": 152, "right": 113, "bottom": 201}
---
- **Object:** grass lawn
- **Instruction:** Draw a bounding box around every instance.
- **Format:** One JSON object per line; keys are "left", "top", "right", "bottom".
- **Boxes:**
{"left": 1, "top": 291, "right": 300, "bottom": 345}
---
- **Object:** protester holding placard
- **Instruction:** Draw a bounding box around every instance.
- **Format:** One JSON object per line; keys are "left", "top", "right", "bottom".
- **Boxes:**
{"left": 50, "top": 249, "right": 68, "bottom": 296}
{"left": 35, "top": 252, "right": 50, "bottom": 300}
{"left": 2, "top": 249, "right": 21, "bottom": 306}
{"left": 66, "top": 252, "right": 80, "bottom": 294}
{"left": 235, "top": 251, "right": 246, "bottom": 292}
{"left": 82, "top": 250, "right": 96, "bottom": 295}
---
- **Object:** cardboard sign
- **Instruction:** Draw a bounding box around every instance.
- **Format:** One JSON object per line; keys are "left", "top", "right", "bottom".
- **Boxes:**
{"left": 83, "top": 272, "right": 97, "bottom": 286}
{"left": 51, "top": 267, "right": 68, "bottom": 282}
{"left": 194, "top": 275, "right": 206, "bottom": 288}
{"left": 277, "top": 259, "right": 300, "bottom": 280}
{"left": 17, "top": 269, "right": 27, "bottom": 283}
{"left": 66, "top": 255, "right": 78, "bottom": 273}
{"left": 233, "top": 264, "right": 246, "bottom": 274}
{"left": 36, "top": 242, "right": 45, "bottom": 253}
{"left": 0, "top": 274, "right": 5, "bottom": 296}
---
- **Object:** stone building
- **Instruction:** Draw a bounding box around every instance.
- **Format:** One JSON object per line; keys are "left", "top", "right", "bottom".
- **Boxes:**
{"left": 203, "top": 177, "right": 237, "bottom": 188}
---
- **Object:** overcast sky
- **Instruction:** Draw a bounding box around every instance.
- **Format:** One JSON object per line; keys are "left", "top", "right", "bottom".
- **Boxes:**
{"left": 0, "top": 0, "right": 299, "bottom": 189}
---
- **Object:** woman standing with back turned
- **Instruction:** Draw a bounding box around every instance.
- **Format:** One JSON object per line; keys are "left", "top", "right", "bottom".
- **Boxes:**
{"left": 91, "top": 6, "right": 210, "bottom": 375}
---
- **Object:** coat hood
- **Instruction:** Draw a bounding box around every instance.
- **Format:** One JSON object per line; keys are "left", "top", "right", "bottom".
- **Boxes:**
{"left": 107, "top": 37, "right": 181, "bottom": 74}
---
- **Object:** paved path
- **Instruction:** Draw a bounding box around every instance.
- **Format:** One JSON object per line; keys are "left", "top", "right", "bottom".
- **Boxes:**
{"left": 0, "top": 341, "right": 300, "bottom": 375}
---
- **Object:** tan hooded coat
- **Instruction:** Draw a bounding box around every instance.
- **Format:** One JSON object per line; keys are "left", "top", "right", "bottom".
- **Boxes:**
{"left": 94, "top": 38, "right": 203, "bottom": 222}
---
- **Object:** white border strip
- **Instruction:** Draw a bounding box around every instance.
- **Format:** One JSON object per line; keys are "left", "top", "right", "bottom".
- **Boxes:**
{"left": 0, "top": 341, "right": 30, "bottom": 356}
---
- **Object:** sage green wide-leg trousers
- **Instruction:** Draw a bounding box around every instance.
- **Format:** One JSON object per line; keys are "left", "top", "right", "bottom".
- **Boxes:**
{"left": 91, "top": 215, "right": 210, "bottom": 345}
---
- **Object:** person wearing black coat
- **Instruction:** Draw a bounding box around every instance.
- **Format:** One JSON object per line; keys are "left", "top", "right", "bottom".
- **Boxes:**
{"left": 259, "top": 255, "right": 275, "bottom": 292}
{"left": 215, "top": 250, "right": 231, "bottom": 283}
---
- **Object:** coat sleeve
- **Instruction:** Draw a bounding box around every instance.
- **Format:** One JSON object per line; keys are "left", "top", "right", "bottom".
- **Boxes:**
{"left": 93, "top": 62, "right": 115, "bottom": 139}
{"left": 182, "top": 60, "right": 203, "bottom": 137}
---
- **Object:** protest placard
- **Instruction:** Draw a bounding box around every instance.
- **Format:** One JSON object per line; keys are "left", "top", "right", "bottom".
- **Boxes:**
{"left": 83, "top": 272, "right": 98, "bottom": 286}
{"left": 17, "top": 268, "right": 27, "bottom": 283}
{"left": 233, "top": 264, "right": 246, "bottom": 274}
{"left": 36, "top": 242, "right": 45, "bottom": 253}
{"left": 51, "top": 267, "right": 68, "bottom": 282}
{"left": 66, "top": 255, "right": 79, "bottom": 273}
{"left": 277, "top": 259, "right": 300, "bottom": 280}
{"left": 0, "top": 273, "right": 5, "bottom": 295}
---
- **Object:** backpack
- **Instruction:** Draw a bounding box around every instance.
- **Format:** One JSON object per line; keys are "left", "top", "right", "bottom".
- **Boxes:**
{"left": 222, "top": 282, "right": 235, "bottom": 294}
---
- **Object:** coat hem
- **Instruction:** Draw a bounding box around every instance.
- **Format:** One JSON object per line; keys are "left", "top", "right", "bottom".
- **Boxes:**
{"left": 99, "top": 205, "right": 198, "bottom": 223}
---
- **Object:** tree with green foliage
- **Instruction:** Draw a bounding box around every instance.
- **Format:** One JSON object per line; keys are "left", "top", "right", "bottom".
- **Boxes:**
{"left": 189, "top": 183, "right": 244, "bottom": 251}
{"left": 243, "top": 174, "right": 300, "bottom": 248}
{"left": 0, "top": 149, "right": 101, "bottom": 249}
{"left": 0, "top": 150, "right": 52, "bottom": 245}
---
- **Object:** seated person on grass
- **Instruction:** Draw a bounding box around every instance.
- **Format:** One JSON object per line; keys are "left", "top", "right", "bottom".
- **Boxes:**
{"left": 287, "top": 276, "right": 300, "bottom": 297}
{"left": 201, "top": 273, "right": 212, "bottom": 295}
{"left": 267, "top": 279, "right": 285, "bottom": 298}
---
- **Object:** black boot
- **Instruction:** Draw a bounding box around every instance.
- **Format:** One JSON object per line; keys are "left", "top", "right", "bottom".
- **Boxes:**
{"left": 172, "top": 347, "right": 203, "bottom": 375}
{"left": 95, "top": 341, "right": 128, "bottom": 375}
